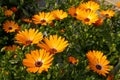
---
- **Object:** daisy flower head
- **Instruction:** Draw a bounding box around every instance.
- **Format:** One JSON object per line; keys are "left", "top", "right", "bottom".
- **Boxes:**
{"left": 77, "top": 10, "right": 98, "bottom": 25}
{"left": 100, "top": 10, "right": 115, "bottom": 18}
{"left": 116, "top": 2, "right": 120, "bottom": 8}
{"left": 68, "top": 6, "right": 77, "bottom": 17}
{"left": 86, "top": 50, "right": 111, "bottom": 76}
{"left": 32, "top": 12, "right": 55, "bottom": 25}
{"left": 78, "top": 1, "right": 100, "bottom": 11}
{"left": 3, "top": 20, "right": 20, "bottom": 33}
{"left": 3, "top": 45, "right": 19, "bottom": 52}
{"left": 37, "top": 35, "right": 69, "bottom": 54}
{"left": 15, "top": 28, "right": 43, "bottom": 46}
{"left": 4, "top": 9, "right": 13, "bottom": 17}
{"left": 23, "top": 49, "right": 53, "bottom": 73}
{"left": 51, "top": 9, "right": 68, "bottom": 20}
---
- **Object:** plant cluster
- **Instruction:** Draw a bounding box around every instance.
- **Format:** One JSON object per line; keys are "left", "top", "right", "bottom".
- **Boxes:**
{"left": 0, "top": 0, "right": 120, "bottom": 80}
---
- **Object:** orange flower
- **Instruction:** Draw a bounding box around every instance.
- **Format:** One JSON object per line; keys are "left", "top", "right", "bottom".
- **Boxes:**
{"left": 100, "top": 10, "right": 115, "bottom": 18}
{"left": 32, "top": 12, "right": 54, "bottom": 25}
{"left": 68, "top": 6, "right": 76, "bottom": 17}
{"left": 76, "top": 10, "right": 98, "bottom": 25}
{"left": 37, "top": 35, "right": 69, "bottom": 54}
{"left": 21, "top": 18, "right": 32, "bottom": 23}
{"left": 23, "top": 49, "right": 53, "bottom": 73}
{"left": 68, "top": 56, "right": 79, "bottom": 64}
{"left": 86, "top": 50, "right": 111, "bottom": 76}
{"left": 116, "top": 2, "right": 120, "bottom": 8}
{"left": 4, "top": 9, "right": 13, "bottom": 17}
{"left": 3, "top": 21, "right": 20, "bottom": 33}
{"left": 3, "top": 45, "right": 19, "bottom": 52}
{"left": 78, "top": 1, "right": 100, "bottom": 11}
{"left": 15, "top": 28, "right": 43, "bottom": 46}
{"left": 51, "top": 9, "right": 68, "bottom": 20}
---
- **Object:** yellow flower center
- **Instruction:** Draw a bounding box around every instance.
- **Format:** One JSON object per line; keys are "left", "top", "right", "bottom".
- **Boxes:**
{"left": 96, "top": 64, "right": 102, "bottom": 70}
{"left": 35, "top": 61, "right": 43, "bottom": 67}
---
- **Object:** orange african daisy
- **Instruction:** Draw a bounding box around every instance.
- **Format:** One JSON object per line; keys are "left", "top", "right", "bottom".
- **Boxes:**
{"left": 37, "top": 35, "right": 69, "bottom": 54}
{"left": 3, "top": 20, "right": 20, "bottom": 33}
{"left": 77, "top": 10, "right": 98, "bottom": 25}
{"left": 86, "top": 50, "right": 111, "bottom": 76}
{"left": 100, "top": 10, "right": 115, "bottom": 18}
{"left": 15, "top": 28, "right": 43, "bottom": 46}
{"left": 4, "top": 9, "right": 13, "bottom": 17}
{"left": 78, "top": 1, "right": 100, "bottom": 11}
{"left": 51, "top": 9, "right": 68, "bottom": 20}
{"left": 23, "top": 49, "right": 53, "bottom": 73}
{"left": 32, "top": 12, "right": 54, "bottom": 25}
{"left": 116, "top": 2, "right": 120, "bottom": 8}
{"left": 68, "top": 56, "right": 79, "bottom": 64}
{"left": 68, "top": 6, "right": 77, "bottom": 17}
{"left": 3, "top": 45, "right": 19, "bottom": 52}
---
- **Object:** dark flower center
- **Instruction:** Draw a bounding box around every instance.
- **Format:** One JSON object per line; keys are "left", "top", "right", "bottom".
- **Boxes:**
{"left": 84, "top": 18, "right": 90, "bottom": 22}
{"left": 35, "top": 61, "right": 43, "bottom": 67}
{"left": 86, "top": 8, "right": 91, "bottom": 11}
{"left": 8, "top": 26, "right": 12, "bottom": 30}
{"left": 74, "top": 13, "right": 77, "bottom": 16}
{"left": 40, "top": 19, "right": 46, "bottom": 23}
{"left": 105, "top": 14, "right": 109, "bottom": 17}
{"left": 49, "top": 48, "right": 57, "bottom": 54}
{"left": 96, "top": 64, "right": 102, "bottom": 70}
{"left": 26, "top": 40, "right": 32, "bottom": 45}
